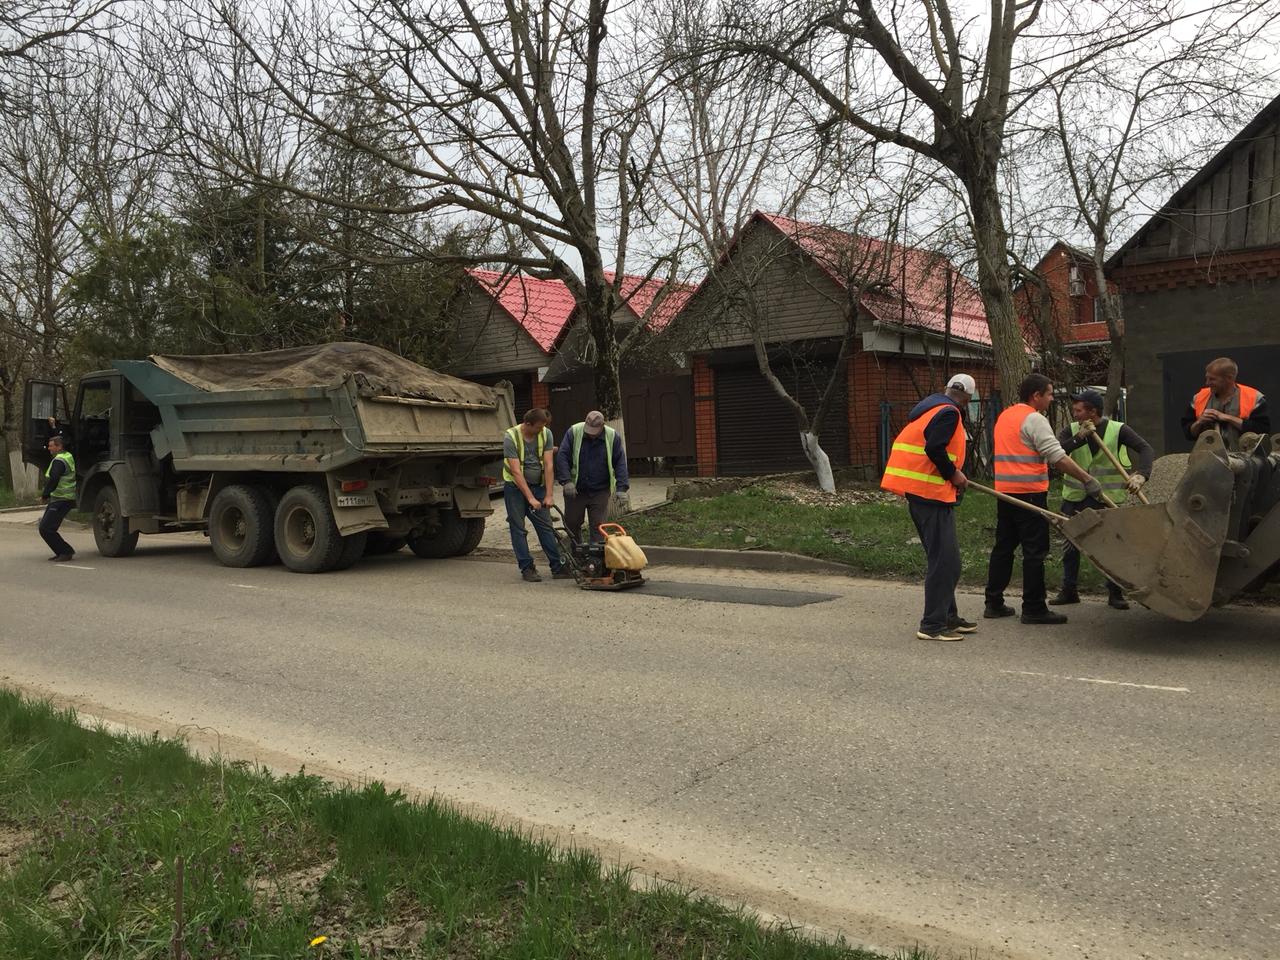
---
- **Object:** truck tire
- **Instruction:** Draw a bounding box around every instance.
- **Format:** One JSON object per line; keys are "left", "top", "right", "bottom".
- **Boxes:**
{"left": 274, "top": 484, "right": 345, "bottom": 573}
{"left": 209, "top": 485, "right": 276, "bottom": 568}
{"left": 408, "top": 508, "right": 469, "bottom": 559}
{"left": 453, "top": 517, "right": 485, "bottom": 557}
{"left": 364, "top": 532, "right": 407, "bottom": 556}
{"left": 93, "top": 485, "right": 140, "bottom": 558}
{"left": 331, "top": 531, "right": 369, "bottom": 571}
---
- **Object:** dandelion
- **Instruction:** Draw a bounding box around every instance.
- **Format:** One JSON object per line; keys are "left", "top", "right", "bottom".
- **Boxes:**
{"left": 309, "top": 935, "right": 327, "bottom": 947}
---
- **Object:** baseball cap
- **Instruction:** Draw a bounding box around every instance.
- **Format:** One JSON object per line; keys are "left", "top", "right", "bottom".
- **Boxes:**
{"left": 1071, "top": 389, "right": 1105, "bottom": 411}
{"left": 583, "top": 410, "right": 605, "bottom": 436}
{"left": 946, "top": 373, "right": 977, "bottom": 396}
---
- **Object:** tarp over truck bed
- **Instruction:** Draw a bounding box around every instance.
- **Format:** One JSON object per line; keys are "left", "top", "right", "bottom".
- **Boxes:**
{"left": 150, "top": 342, "right": 495, "bottom": 407}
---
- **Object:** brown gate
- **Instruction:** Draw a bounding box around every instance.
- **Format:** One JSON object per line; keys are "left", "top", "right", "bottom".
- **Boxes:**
{"left": 622, "top": 374, "right": 695, "bottom": 458}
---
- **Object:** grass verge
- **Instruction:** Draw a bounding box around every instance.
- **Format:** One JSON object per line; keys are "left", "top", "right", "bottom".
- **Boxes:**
{"left": 0, "top": 690, "right": 924, "bottom": 960}
{"left": 624, "top": 481, "right": 1110, "bottom": 593}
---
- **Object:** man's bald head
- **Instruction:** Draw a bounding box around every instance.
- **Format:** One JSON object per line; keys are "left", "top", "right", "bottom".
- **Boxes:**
{"left": 1205, "top": 357, "right": 1239, "bottom": 396}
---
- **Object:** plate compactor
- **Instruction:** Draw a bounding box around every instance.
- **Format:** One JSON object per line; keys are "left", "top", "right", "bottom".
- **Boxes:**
{"left": 549, "top": 505, "right": 647, "bottom": 590}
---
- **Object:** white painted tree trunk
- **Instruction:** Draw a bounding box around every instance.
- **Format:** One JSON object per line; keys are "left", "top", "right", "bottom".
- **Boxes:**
{"left": 800, "top": 432, "right": 835, "bottom": 493}
{"left": 8, "top": 451, "right": 39, "bottom": 499}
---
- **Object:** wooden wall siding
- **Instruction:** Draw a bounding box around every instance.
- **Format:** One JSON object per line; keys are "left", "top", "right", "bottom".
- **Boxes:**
{"left": 684, "top": 224, "right": 851, "bottom": 351}
{"left": 449, "top": 288, "right": 549, "bottom": 377}
{"left": 1131, "top": 124, "right": 1280, "bottom": 264}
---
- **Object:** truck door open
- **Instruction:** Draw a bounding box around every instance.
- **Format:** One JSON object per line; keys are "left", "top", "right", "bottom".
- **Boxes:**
{"left": 21, "top": 379, "right": 69, "bottom": 470}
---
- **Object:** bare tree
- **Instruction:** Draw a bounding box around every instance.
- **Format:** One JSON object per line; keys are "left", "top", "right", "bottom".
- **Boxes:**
{"left": 702, "top": 0, "right": 1276, "bottom": 397}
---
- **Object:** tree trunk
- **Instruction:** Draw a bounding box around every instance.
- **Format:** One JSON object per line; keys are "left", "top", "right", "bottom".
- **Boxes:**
{"left": 1091, "top": 254, "right": 1126, "bottom": 418}
{"left": 800, "top": 432, "right": 835, "bottom": 493}
{"left": 968, "top": 180, "right": 1030, "bottom": 398}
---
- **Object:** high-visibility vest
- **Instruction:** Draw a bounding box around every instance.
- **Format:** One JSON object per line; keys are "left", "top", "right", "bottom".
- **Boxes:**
{"left": 1062, "top": 419, "right": 1131, "bottom": 504}
{"left": 45, "top": 450, "right": 76, "bottom": 501}
{"left": 502, "top": 425, "right": 552, "bottom": 483}
{"left": 1193, "top": 384, "right": 1260, "bottom": 420}
{"left": 993, "top": 403, "right": 1050, "bottom": 494}
{"left": 569, "top": 422, "right": 617, "bottom": 494}
{"left": 880, "top": 403, "right": 967, "bottom": 503}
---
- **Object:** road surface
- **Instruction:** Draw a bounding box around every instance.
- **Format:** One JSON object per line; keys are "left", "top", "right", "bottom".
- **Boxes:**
{"left": 1, "top": 524, "right": 1276, "bottom": 959}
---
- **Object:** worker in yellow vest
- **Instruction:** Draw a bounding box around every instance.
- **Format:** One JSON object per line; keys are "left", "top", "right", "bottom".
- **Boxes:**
{"left": 38, "top": 435, "right": 78, "bottom": 562}
{"left": 881, "top": 374, "right": 977, "bottom": 641}
{"left": 984, "top": 374, "right": 1102, "bottom": 626}
{"left": 502, "top": 408, "right": 570, "bottom": 583}
{"left": 1181, "top": 356, "right": 1269, "bottom": 450}
{"left": 1051, "top": 389, "right": 1154, "bottom": 610}
{"left": 555, "top": 410, "right": 630, "bottom": 544}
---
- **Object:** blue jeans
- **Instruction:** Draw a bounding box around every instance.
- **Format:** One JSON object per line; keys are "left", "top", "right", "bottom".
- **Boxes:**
{"left": 39, "top": 498, "right": 75, "bottom": 557}
{"left": 504, "top": 482, "right": 563, "bottom": 572}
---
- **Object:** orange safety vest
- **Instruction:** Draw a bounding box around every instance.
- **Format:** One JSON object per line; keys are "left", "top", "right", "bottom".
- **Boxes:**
{"left": 993, "top": 403, "right": 1049, "bottom": 494}
{"left": 1193, "top": 384, "right": 1260, "bottom": 420}
{"left": 881, "top": 403, "right": 967, "bottom": 503}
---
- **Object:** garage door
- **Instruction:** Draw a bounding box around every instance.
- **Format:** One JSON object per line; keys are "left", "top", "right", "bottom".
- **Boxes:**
{"left": 714, "top": 361, "right": 849, "bottom": 475}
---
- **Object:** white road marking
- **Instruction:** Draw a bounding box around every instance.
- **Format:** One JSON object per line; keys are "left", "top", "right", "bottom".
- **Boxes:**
{"left": 1001, "top": 669, "right": 1190, "bottom": 694}
{"left": 231, "top": 583, "right": 261, "bottom": 589}
{"left": 55, "top": 564, "right": 95, "bottom": 571}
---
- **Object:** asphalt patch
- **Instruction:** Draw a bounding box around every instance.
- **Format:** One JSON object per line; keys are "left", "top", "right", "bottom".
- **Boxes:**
{"left": 628, "top": 580, "right": 838, "bottom": 607}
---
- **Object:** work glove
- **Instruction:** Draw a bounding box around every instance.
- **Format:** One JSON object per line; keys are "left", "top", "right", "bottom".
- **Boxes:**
{"left": 609, "top": 490, "right": 631, "bottom": 518}
{"left": 1083, "top": 476, "right": 1104, "bottom": 498}
{"left": 1126, "top": 474, "right": 1147, "bottom": 495}
{"left": 1077, "top": 419, "right": 1097, "bottom": 436}
{"left": 562, "top": 482, "right": 577, "bottom": 499}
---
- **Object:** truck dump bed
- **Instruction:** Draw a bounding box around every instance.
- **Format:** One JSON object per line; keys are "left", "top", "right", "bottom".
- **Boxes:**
{"left": 116, "top": 343, "right": 512, "bottom": 472}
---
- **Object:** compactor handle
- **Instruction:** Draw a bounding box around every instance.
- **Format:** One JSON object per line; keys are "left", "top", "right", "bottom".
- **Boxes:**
{"left": 597, "top": 522, "right": 628, "bottom": 539}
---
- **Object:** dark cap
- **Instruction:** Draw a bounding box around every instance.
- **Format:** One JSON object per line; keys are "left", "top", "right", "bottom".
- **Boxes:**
{"left": 1071, "top": 389, "right": 1105, "bottom": 412}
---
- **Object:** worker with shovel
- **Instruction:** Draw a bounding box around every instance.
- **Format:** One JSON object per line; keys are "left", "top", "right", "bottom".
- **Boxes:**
{"left": 984, "top": 374, "right": 1106, "bottom": 626}
{"left": 1050, "top": 389, "right": 1154, "bottom": 611}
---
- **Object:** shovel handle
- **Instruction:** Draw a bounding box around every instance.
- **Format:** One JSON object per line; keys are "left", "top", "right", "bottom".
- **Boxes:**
{"left": 1092, "top": 434, "right": 1151, "bottom": 505}
{"left": 967, "top": 481, "right": 1069, "bottom": 525}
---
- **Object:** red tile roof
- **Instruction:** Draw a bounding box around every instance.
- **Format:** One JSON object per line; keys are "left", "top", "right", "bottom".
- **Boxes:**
{"left": 467, "top": 268, "right": 696, "bottom": 350}
{"left": 605, "top": 271, "right": 697, "bottom": 331}
{"left": 757, "top": 212, "right": 991, "bottom": 346}
{"left": 466, "top": 269, "right": 578, "bottom": 352}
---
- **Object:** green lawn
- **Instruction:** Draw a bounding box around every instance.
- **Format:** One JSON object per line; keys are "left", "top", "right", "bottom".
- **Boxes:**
{"left": 0, "top": 690, "right": 921, "bottom": 960}
{"left": 625, "top": 482, "right": 1109, "bottom": 594}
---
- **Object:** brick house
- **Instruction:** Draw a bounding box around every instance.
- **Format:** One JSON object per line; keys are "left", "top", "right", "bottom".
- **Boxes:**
{"left": 1014, "top": 242, "right": 1114, "bottom": 387}
{"left": 447, "top": 268, "right": 698, "bottom": 463}
{"left": 1109, "top": 91, "right": 1280, "bottom": 454}
{"left": 673, "top": 212, "right": 999, "bottom": 477}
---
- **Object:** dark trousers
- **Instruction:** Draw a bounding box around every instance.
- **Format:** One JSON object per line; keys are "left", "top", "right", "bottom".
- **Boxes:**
{"left": 985, "top": 492, "right": 1050, "bottom": 614}
{"left": 563, "top": 488, "right": 611, "bottom": 544}
{"left": 1059, "top": 498, "right": 1124, "bottom": 600}
{"left": 39, "top": 498, "right": 75, "bottom": 557}
{"left": 907, "top": 498, "right": 961, "bottom": 633}
{"left": 503, "top": 482, "right": 563, "bottom": 573}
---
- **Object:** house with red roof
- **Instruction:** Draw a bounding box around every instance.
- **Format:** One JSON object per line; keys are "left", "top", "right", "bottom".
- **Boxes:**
{"left": 447, "top": 268, "right": 699, "bottom": 462}
{"left": 670, "top": 211, "right": 999, "bottom": 476}
{"left": 1013, "top": 242, "right": 1114, "bottom": 390}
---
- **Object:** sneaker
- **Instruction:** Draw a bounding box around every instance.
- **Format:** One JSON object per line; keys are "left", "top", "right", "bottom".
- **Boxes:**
{"left": 1108, "top": 595, "right": 1131, "bottom": 611}
{"left": 983, "top": 603, "right": 1016, "bottom": 619}
{"left": 1021, "top": 610, "right": 1068, "bottom": 625}
{"left": 947, "top": 616, "right": 978, "bottom": 634}
{"left": 51, "top": 554, "right": 75, "bottom": 563}
{"left": 521, "top": 567, "right": 542, "bottom": 582}
{"left": 917, "top": 629, "right": 964, "bottom": 642}
{"left": 1049, "top": 591, "right": 1080, "bottom": 606}
{"left": 552, "top": 568, "right": 575, "bottom": 580}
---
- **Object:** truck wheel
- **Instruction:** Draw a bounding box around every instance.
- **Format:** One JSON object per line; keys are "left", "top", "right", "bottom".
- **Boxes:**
{"left": 331, "top": 531, "right": 369, "bottom": 571}
{"left": 408, "top": 508, "right": 469, "bottom": 559}
{"left": 93, "top": 485, "right": 140, "bottom": 558}
{"left": 364, "top": 532, "right": 407, "bottom": 556}
{"left": 453, "top": 517, "right": 485, "bottom": 557}
{"left": 209, "top": 485, "right": 277, "bottom": 567}
{"left": 274, "top": 485, "right": 345, "bottom": 573}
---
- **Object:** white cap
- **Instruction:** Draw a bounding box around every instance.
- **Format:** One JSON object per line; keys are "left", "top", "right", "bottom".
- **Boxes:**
{"left": 946, "top": 373, "right": 977, "bottom": 396}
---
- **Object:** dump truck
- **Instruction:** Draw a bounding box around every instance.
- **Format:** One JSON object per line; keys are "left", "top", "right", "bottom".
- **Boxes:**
{"left": 1052, "top": 428, "right": 1280, "bottom": 621}
{"left": 21, "top": 343, "right": 513, "bottom": 573}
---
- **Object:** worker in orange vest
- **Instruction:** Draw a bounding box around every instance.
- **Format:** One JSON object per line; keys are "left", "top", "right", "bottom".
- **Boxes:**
{"left": 1182, "top": 357, "right": 1269, "bottom": 450}
{"left": 881, "top": 374, "right": 976, "bottom": 641}
{"left": 984, "top": 374, "right": 1102, "bottom": 626}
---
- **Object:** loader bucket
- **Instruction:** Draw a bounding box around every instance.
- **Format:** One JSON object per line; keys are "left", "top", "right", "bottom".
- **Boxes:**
{"left": 1059, "top": 431, "right": 1237, "bottom": 621}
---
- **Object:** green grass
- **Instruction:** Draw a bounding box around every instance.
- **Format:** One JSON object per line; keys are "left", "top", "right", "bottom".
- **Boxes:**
{"left": 0, "top": 485, "right": 19, "bottom": 508}
{"left": 625, "top": 483, "right": 1110, "bottom": 594}
{"left": 0, "top": 690, "right": 927, "bottom": 960}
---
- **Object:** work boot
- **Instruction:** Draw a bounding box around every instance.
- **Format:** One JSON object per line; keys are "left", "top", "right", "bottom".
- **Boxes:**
{"left": 1108, "top": 594, "right": 1131, "bottom": 611}
{"left": 51, "top": 554, "right": 75, "bottom": 563}
{"left": 947, "top": 616, "right": 978, "bottom": 634}
{"left": 916, "top": 629, "right": 964, "bottom": 642}
{"left": 983, "top": 603, "right": 1016, "bottom": 619}
{"left": 552, "top": 568, "right": 575, "bottom": 580}
{"left": 521, "top": 567, "right": 543, "bottom": 582}
{"left": 1020, "top": 610, "right": 1068, "bottom": 625}
{"left": 1049, "top": 590, "right": 1080, "bottom": 606}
